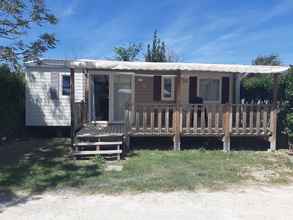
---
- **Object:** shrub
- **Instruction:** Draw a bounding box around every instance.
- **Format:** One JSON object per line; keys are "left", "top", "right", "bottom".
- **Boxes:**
{"left": 0, "top": 65, "right": 25, "bottom": 139}
{"left": 94, "top": 155, "right": 105, "bottom": 169}
{"left": 283, "top": 67, "right": 293, "bottom": 146}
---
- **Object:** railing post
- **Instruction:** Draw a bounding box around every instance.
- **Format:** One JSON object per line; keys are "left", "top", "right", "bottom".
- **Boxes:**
{"left": 269, "top": 74, "right": 279, "bottom": 151}
{"left": 223, "top": 103, "right": 231, "bottom": 152}
{"left": 173, "top": 73, "right": 182, "bottom": 151}
{"left": 124, "top": 103, "right": 130, "bottom": 152}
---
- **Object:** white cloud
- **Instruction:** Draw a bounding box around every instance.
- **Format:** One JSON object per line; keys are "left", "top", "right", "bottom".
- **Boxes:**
{"left": 62, "top": 6, "right": 75, "bottom": 17}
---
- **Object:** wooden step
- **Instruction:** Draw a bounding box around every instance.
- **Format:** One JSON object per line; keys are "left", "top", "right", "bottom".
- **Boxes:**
{"left": 74, "top": 141, "right": 122, "bottom": 147}
{"left": 73, "top": 150, "right": 122, "bottom": 156}
{"left": 77, "top": 133, "right": 123, "bottom": 138}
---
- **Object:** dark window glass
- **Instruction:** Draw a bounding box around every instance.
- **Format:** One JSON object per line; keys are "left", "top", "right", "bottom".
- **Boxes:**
{"left": 62, "top": 75, "right": 70, "bottom": 96}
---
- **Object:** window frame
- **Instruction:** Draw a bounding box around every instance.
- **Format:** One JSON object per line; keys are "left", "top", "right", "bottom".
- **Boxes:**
{"left": 161, "top": 75, "right": 175, "bottom": 101}
{"left": 61, "top": 74, "right": 71, "bottom": 97}
{"left": 198, "top": 77, "right": 221, "bottom": 103}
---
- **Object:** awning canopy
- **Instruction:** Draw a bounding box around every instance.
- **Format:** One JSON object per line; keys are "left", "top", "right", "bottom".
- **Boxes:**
{"left": 68, "top": 59, "right": 289, "bottom": 74}
{"left": 26, "top": 59, "right": 290, "bottom": 75}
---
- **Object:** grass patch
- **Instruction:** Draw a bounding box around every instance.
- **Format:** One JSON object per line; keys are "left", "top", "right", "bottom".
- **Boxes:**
{"left": 1, "top": 138, "right": 293, "bottom": 194}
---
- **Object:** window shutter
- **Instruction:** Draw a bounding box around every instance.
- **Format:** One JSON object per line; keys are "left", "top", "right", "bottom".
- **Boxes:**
{"left": 189, "top": 76, "right": 197, "bottom": 103}
{"left": 221, "top": 77, "right": 230, "bottom": 104}
{"left": 153, "top": 76, "right": 161, "bottom": 101}
{"left": 49, "top": 72, "right": 59, "bottom": 100}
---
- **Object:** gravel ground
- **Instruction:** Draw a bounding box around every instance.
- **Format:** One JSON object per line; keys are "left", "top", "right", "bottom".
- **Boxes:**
{"left": 1, "top": 185, "right": 293, "bottom": 220}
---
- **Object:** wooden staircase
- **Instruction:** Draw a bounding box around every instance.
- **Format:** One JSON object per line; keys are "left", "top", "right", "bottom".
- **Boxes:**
{"left": 73, "top": 124, "right": 125, "bottom": 160}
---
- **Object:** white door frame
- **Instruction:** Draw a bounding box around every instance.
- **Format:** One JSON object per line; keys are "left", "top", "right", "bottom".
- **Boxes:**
{"left": 89, "top": 71, "right": 135, "bottom": 124}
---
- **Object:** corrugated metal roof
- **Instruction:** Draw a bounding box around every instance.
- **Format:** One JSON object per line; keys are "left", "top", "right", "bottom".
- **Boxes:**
{"left": 26, "top": 59, "right": 290, "bottom": 74}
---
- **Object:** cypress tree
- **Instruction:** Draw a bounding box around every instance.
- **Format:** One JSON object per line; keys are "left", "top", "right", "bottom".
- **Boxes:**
{"left": 145, "top": 30, "right": 169, "bottom": 62}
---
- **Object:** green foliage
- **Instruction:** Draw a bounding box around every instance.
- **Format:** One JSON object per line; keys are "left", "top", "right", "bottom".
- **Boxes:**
{"left": 241, "top": 74, "right": 273, "bottom": 102}
{"left": 241, "top": 54, "right": 282, "bottom": 102}
{"left": 94, "top": 155, "right": 105, "bottom": 168}
{"left": 252, "top": 54, "right": 281, "bottom": 66}
{"left": 145, "top": 30, "right": 168, "bottom": 62}
{"left": 0, "top": 0, "right": 58, "bottom": 68}
{"left": 0, "top": 64, "right": 25, "bottom": 138}
{"left": 242, "top": 54, "right": 293, "bottom": 146}
{"left": 283, "top": 66, "right": 293, "bottom": 144}
{"left": 113, "top": 43, "right": 142, "bottom": 61}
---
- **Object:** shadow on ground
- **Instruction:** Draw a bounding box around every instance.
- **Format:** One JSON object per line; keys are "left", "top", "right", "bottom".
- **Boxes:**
{"left": 0, "top": 138, "right": 102, "bottom": 207}
{"left": 130, "top": 136, "right": 271, "bottom": 151}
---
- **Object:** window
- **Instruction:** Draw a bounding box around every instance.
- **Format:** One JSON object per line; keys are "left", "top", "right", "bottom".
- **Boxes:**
{"left": 161, "top": 76, "right": 175, "bottom": 101}
{"left": 199, "top": 79, "right": 220, "bottom": 102}
{"left": 62, "top": 75, "right": 70, "bottom": 96}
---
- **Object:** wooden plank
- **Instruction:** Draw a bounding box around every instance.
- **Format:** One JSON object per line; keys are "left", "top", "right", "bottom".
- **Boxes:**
{"left": 143, "top": 106, "right": 147, "bottom": 131}
{"left": 235, "top": 105, "right": 240, "bottom": 133}
{"left": 173, "top": 73, "right": 181, "bottom": 150}
{"left": 256, "top": 105, "right": 261, "bottom": 134}
{"left": 200, "top": 105, "right": 205, "bottom": 131}
{"left": 117, "top": 144, "right": 120, "bottom": 160}
{"left": 135, "top": 111, "right": 139, "bottom": 131}
{"left": 193, "top": 105, "right": 198, "bottom": 133}
{"left": 165, "top": 106, "right": 169, "bottom": 133}
{"left": 262, "top": 105, "right": 268, "bottom": 134}
{"left": 207, "top": 106, "right": 212, "bottom": 133}
{"left": 270, "top": 74, "right": 279, "bottom": 151}
{"left": 186, "top": 107, "right": 190, "bottom": 133}
{"left": 73, "top": 150, "right": 122, "bottom": 155}
{"left": 249, "top": 105, "right": 254, "bottom": 133}
{"left": 215, "top": 105, "right": 219, "bottom": 133}
{"left": 74, "top": 141, "right": 123, "bottom": 146}
{"left": 150, "top": 106, "right": 154, "bottom": 133}
{"left": 223, "top": 103, "right": 231, "bottom": 152}
{"left": 242, "top": 105, "right": 247, "bottom": 133}
{"left": 158, "top": 107, "right": 162, "bottom": 134}
{"left": 270, "top": 108, "right": 277, "bottom": 151}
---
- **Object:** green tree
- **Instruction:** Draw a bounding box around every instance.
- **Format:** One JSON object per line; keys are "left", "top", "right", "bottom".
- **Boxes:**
{"left": 242, "top": 54, "right": 293, "bottom": 148}
{"left": 283, "top": 66, "right": 293, "bottom": 147}
{"left": 0, "top": 64, "right": 25, "bottom": 138}
{"left": 252, "top": 54, "right": 281, "bottom": 66}
{"left": 0, "top": 0, "right": 58, "bottom": 68}
{"left": 241, "top": 54, "right": 281, "bottom": 102}
{"left": 113, "top": 43, "right": 142, "bottom": 61}
{"left": 145, "top": 30, "right": 168, "bottom": 62}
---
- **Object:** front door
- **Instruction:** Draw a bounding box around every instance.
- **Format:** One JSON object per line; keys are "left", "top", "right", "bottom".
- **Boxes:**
{"left": 93, "top": 75, "right": 109, "bottom": 121}
{"left": 112, "top": 74, "right": 133, "bottom": 122}
{"left": 91, "top": 73, "right": 133, "bottom": 123}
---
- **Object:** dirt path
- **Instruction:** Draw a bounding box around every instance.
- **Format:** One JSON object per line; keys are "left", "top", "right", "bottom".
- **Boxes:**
{"left": 1, "top": 185, "right": 293, "bottom": 220}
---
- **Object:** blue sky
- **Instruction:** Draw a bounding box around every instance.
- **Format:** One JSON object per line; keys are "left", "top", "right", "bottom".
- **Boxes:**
{"left": 41, "top": 0, "right": 293, "bottom": 64}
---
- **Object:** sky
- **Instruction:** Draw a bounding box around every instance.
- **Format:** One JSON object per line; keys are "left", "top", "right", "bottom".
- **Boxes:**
{"left": 38, "top": 0, "right": 293, "bottom": 64}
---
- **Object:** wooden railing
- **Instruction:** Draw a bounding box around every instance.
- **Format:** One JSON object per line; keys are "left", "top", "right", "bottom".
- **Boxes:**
{"left": 231, "top": 104, "right": 273, "bottom": 135}
{"left": 181, "top": 104, "right": 224, "bottom": 135}
{"left": 125, "top": 103, "right": 275, "bottom": 137}
{"left": 125, "top": 104, "right": 176, "bottom": 135}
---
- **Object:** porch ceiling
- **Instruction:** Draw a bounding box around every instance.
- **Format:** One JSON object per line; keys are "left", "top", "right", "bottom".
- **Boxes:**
{"left": 67, "top": 59, "right": 289, "bottom": 75}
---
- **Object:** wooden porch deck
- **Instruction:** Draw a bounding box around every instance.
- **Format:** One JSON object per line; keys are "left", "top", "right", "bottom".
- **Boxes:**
{"left": 124, "top": 103, "right": 277, "bottom": 151}
{"left": 72, "top": 102, "right": 278, "bottom": 155}
{"left": 76, "top": 123, "right": 124, "bottom": 138}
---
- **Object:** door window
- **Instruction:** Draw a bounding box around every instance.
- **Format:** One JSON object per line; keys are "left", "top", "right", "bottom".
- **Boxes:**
{"left": 113, "top": 75, "right": 132, "bottom": 121}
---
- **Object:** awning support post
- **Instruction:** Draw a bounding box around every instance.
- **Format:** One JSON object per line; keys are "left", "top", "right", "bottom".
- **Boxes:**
{"left": 269, "top": 74, "right": 279, "bottom": 151}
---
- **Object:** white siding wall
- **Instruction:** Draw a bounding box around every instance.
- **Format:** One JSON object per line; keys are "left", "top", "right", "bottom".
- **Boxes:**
{"left": 25, "top": 67, "right": 84, "bottom": 126}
